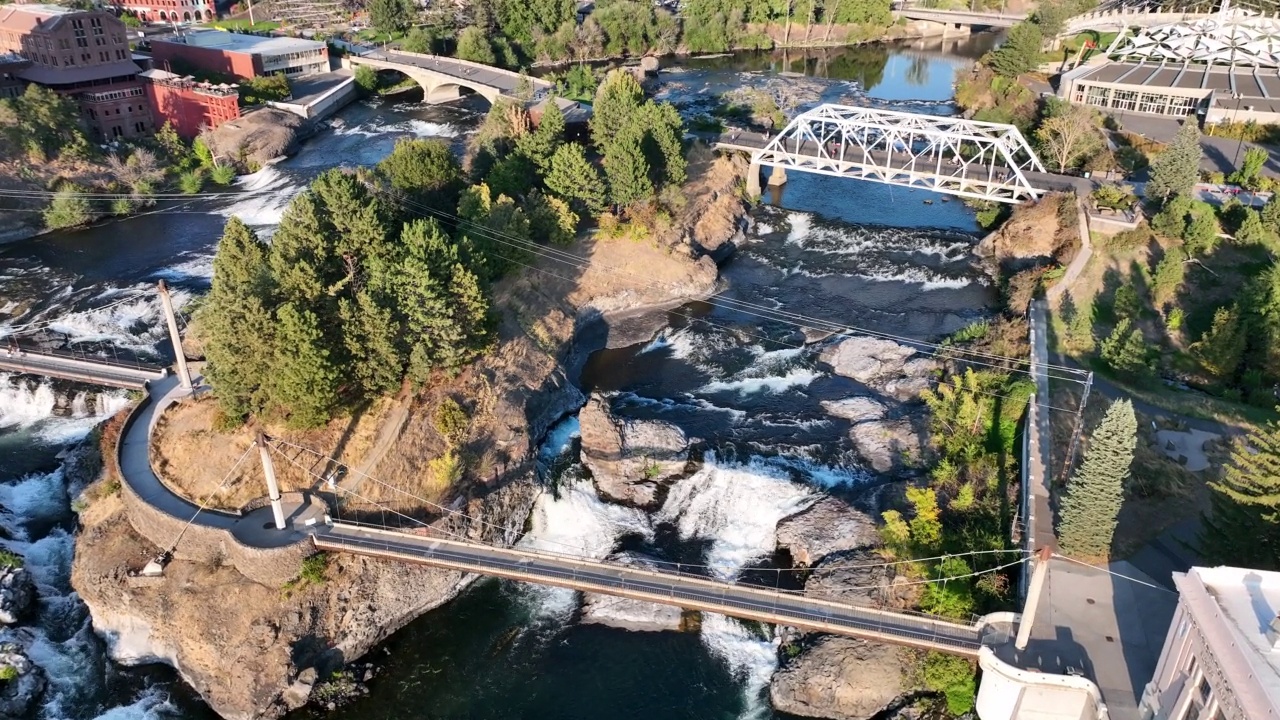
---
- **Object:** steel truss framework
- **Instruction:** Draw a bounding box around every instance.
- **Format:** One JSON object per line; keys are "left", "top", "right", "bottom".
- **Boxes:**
{"left": 754, "top": 104, "right": 1048, "bottom": 204}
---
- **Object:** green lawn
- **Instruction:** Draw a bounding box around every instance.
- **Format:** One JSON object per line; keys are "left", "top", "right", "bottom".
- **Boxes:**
{"left": 204, "top": 19, "right": 281, "bottom": 31}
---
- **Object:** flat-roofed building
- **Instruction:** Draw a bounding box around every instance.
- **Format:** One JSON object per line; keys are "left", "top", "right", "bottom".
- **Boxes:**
{"left": 139, "top": 67, "right": 239, "bottom": 138}
{"left": 1061, "top": 60, "right": 1280, "bottom": 124}
{"left": 1138, "top": 566, "right": 1280, "bottom": 720}
{"left": 0, "top": 4, "right": 151, "bottom": 139}
{"left": 0, "top": 51, "right": 30, "bottom": 99}
{"left": 149, "top": 29, "right": 328, "bottom": 80}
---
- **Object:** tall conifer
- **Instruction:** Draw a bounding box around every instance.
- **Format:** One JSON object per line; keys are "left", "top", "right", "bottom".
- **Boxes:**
{"left": 1059, "top": 399, "right": 1137, "bottom": 558}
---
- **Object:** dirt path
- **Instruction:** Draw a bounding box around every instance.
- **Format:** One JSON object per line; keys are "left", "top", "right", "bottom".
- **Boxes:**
{"left": 345, "top": 393, "right": 413, "bottom": 492}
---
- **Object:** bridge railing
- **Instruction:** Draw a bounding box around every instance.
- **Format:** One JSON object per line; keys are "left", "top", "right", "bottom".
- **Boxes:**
{"left": 316, "top": 521, "right": 1007, "bottom": 652}
{"left": 315, "top": 528, "right": 987, "bottom": 653}
{"left": 0, "top": 338, "right": 165, "bottom": 373}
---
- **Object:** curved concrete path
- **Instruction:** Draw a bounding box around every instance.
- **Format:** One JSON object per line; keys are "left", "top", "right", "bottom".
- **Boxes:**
{"left": 120, "top": 375, "right": 326, "bottom": 550}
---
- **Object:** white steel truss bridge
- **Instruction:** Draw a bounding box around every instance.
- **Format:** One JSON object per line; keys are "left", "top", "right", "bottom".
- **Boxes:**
{"left": 741, "top": 104, "right": 1050, "bottom": 204}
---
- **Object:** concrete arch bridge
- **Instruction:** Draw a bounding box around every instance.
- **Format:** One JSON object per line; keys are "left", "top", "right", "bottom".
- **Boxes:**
{"left": 347, "top": 50, "right": 552, "bottom": 105}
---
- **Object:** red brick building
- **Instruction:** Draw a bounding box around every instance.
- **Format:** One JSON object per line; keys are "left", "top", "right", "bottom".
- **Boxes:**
{"left": 149, "top": 29, "right": 328, "bottom": 80}
{"left": 0, "top": 4, "right": 152, "bottom": 140}
{"left": 0, "top": 52, "right": 30, "bottom": 99}
{"left": 139, "top": 67, "right": 238, "bottom": 138}
{"left": 116, "top": 0, "right": 214, "bottom": 25}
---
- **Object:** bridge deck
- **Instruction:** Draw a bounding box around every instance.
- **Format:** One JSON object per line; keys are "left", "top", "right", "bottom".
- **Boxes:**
{"left": 350, "top": 50, "right": 552, "bottom": 97}
{"left": 0, "top": 348, "right": 166, "bottom": 389}
{"left": 315, "top": 523, "right": 993, "bottom": 656}
{"left": 895, "top": 7, "right": 1025, "bottom": 28}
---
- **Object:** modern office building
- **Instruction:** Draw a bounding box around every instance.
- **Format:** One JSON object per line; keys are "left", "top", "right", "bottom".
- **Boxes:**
{"left": 1138, "top": 566, "right": 1280, "bottom": 720}
{"left": 0, "top": 4, "right": 152, "bottom": 140}
{"left": 149, "top": 29, "right": 328, "bottom": 80}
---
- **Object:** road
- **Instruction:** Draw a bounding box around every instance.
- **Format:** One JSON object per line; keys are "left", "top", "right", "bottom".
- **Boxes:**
{"left": 0, "top": 346, "right": 165, "bottom": 389}
{"left": 314, "top": 523, "right": 1002, "bottom": 656}
{"left": 353, "top": 49, "right": 551, "bottom": 96}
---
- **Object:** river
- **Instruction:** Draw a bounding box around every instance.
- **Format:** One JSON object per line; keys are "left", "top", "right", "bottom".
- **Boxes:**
{"left": 0, "top": 33, "right": 999, "bottom": 720}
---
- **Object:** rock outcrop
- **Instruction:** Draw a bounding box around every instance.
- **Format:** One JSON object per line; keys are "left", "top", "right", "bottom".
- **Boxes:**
{"left": 0, "top": 641, "right": 46, "bottom": 718}
{"left": 819, "top": 337, "right": 939, "bottom": 402}
{"left": 580, "top": 553, "right": 687, "bottom": 632}
{"left": 770, "top": 636, "right": 910, "bottom": 720}
{"left": 848, "top": 419, "right": 925, "bottom": 473}
{"left": 0, "top": 566, "right": 34, "bottom": 625}
{"left": 820, "top": 397, "right": 886, "bottom": 423}
{"left": 776, "top": 498, "right": 878, "bottom": 567}
{"left": 580, "top": 395, "right": 690, "bottom": 509}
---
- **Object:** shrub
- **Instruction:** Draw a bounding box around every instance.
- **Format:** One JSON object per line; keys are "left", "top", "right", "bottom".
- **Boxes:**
{"left": 110, "top": 196, "right": 136, "bottom": 216}
{"left": 922, "top": 652, "right": 976, "bottom": 716}
{"left": 299, "top": 552, "right": 328, "bottom": 585}
{"left": 428, "top": 450, "right": 463, "bottom": 491}
{"left": 433, "top": 398, "right": 469, "bottom": 447}
{"left": 179, "top": 169, "right": 205, "bottom": 195}
{"left": 43, "top": 184, "right": 93, "bottom": 230}
{"left": 210, "top": 164, "right": 237, "bottom": 186}
{"left": 0, "top": 550, "right": 22, "bottom": 569}
{"left": 0, "top": 665, "right": 17, "bottom": 682}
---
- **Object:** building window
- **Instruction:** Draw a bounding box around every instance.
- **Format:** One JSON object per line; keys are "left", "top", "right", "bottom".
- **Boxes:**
{"left": 1168, "top": 96, "right": 1197, "bottom": 116}
{"left": 134, "top": 121, "right": 145, "bottom": 133}
{"left": 1085, "top": 85, "right": 1109, "bottom": 109}
{"left": 1138, "top": 93, "right": 1166, "bottom": 114}
{"left": 1112, "top": 89, "right": 1138, "bottom": 112}
{"left": 1197, "top": 677, "right": 1212, "bottom": 705}
{"left": 111, "top": 125, "right": 123, "bottom": 138}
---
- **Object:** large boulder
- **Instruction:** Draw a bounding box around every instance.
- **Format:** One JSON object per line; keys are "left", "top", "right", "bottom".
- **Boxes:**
{"left": 805, "top": 548, "right": 898, "bottom": 607}
{"left": 580, "top": 553, "right": 687, "bottom": 632}
{"left": 579, "top": 395, "right": 690, "bottom": 509}
{"left": 776, "top": 498, "right": 878, "bottom": 567}
{"left": 769, "top": 635, "right": 909, "bottom": 720}
{"left": 0, "top": 566, "right": 34, "bottom": 625}
{"left": 820, "top": 397, "right": 887, "bottom": 423}
{"left": 848, "top": 419, "right": 924, "bottom": 474}
{"left": 0, "top": 641, "right": 46, "bottom": 718}
{"left": 820, "top": 337, "right": 939, "bottom": 401}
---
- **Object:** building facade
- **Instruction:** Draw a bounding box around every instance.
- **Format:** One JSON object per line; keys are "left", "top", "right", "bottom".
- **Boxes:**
{"left": 1139, "top": 566, "right": 1280, "bottom": 720}
{"left": 149, "top": 29, "right": 328, "bottom": 80}
{"left": 139, "top": 67, "right": 238, "bottom": 138}
{"left": 0, "top": 51, "right": 29, "bottom": 99}
{"left": 0, "top": 4, "right": 152, "bottom": 139}
{"left": 117, "top": 0, "right": 215, "bottom": 25}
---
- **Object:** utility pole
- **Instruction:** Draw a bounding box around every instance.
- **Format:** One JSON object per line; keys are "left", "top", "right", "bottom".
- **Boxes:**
{"left": 1058, "top": 371, "right": 1094, "bottom": 485}
{"left": 257, "top": 431, "right": 287, "bottom": 530}
{"left": 157, "top": 280, "right": 192, "bottom": 391}
{"left": 1015, "top": 546, "right": 1053, "bottom": 651}
{"left": 247, "top": 0, "right": 255, "bottom": 26}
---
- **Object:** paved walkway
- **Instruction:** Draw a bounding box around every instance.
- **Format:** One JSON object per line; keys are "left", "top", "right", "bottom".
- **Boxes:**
{"left": 315, "top": 523, "right": 1009, "bottom": 656}
{"left": 1027, "top": 300, "right": 1057, "bottom": 554}
{"left": 120, "top": 375, "right": 325, "bottom": 550}
{"left": 0, "top": 345, "right": 165, "bottom": 389}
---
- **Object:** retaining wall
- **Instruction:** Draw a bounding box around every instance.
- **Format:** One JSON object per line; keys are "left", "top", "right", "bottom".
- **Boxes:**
{"left": 113, "top": 393, "right": 317, "bottom": 587}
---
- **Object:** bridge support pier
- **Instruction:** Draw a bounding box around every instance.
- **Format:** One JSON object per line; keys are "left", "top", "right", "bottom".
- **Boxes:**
{"left": 256, "top": 431, "right": 287, "bottom": 531}
{"left": 747, "top": 159, "right": 763, "bottom": 197}
{"left": 1015, "top": 547, "right": 1053, "bottom": 650}
{"left": 767, "top": 166, "right": 788, "bottom": 187}
{"left": 157, "top": 280, "right": 191, "bottom": 391}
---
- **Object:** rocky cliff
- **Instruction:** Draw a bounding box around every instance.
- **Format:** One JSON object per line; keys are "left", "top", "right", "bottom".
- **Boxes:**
{"left": 69, "top": 151, "right": 746, "bottom": 719}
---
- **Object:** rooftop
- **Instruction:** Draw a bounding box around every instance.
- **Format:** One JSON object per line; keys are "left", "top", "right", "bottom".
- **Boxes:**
{"left": 0, "top": 3, "right": 91, "bottom": 32}
{"left": 17, "top": 59, "right": 141, "bottom": 85}
{"left": 155, "top": 29, "right": 325, "bottom": 57}
{"left": 1073, "top": 60, "right": 1280, "bottom": 99}
{"left": 1179, "top": 566, "right": 1280, "bottom": 715}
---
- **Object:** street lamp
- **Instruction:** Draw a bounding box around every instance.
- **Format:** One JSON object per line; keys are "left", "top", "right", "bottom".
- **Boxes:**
{"left": 1231, "top": 92, "right": 1247, "bottom": 169}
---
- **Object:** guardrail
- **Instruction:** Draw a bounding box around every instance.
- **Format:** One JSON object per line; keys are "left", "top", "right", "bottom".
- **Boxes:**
{"left": 316, "top": 523, "right": 995, "bottom": 656}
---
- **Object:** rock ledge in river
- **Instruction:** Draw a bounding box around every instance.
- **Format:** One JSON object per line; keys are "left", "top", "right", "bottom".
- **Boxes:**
{"left": 776, "top": 498, "right": 878, "bottom": 567}
{"left": 770, "top": 636, "right": 908, "bottom": 720}
{"left": 581, "top": 553, "right": 687, "bottom": 632}
{"left": 0, "top": 566, "right": 35, "bottom": 625}
{"left": 580, "top": 395, "right": 690, "bottom": 509}
{"left": 848, "top": 419, "right": 924, "bottom": 474}
{"left": 820, "top": 337, "right": 939, "bottom": 402}
{"left": 0, "top": 641, "right": 46, "bottom": 718}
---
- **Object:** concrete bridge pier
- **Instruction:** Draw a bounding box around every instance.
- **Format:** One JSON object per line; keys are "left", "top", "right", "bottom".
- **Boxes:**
{"left": 767, "top": 166, "right": 788, "bottom": 187}
{"left": 747, "top": 159, "right": 763, "bottom": 197}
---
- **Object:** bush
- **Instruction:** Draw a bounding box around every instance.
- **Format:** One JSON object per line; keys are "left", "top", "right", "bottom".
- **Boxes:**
{"left": 428, "top": 450, "right": 463, "bottom": 491}
{"left": 433, "top": 398, "right": 469, "bottom": 446}
{"left": 922, "top": 652, "right": 976, "bottom": 716}
{"left": 43, "top": 184, "right": 93, "bottom": 230}
{"left": 111, "top": 196, "right": 136, "bottom": 216}
{"left": 299, "top": 552, "right": 329, "bottom": 585}
{"left": 179, "top": 169, "right": 205, "bottom": 195}
{"left": 210, "top": 164, "right": 237, "bottom": 186}
{"left": 0, "top": 550, "right": 22, "bottom": 569}
{"left": 0, "top": 665, "right": 17, "bottom": 682}
{"left": 354, "top": 65, "right": 378, "bottom": 94}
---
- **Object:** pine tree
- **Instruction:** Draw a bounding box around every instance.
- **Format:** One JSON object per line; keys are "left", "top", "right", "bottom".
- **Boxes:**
{"left": 1099, "top": 319, "right": 1150, "bottom": 379}
{"left": 485, "top": 154, "right": 538, "bottom": 200}
{"left": 1245, "top": 263, "right": 1280, "bottom": 382}
{"left": 311, "top": 169, "right": 393, "bottom": 282}
{"left": 1151, "top": 195, "right": 1191, "bottom": 239}
{"left": 1182, "top": 210, "right": 1220, "bottom": 255}
{"left": 988, "top": 21, "right": 1043, "bottom": 78}
{"left": 526, "top": 189, "right": 578, "bottom": 245}
{"left": 1145, "top": 121, "right": 1202, "bottom": 201}
{"left": 1058, "top": 399, "right": 1137, "bottom": 559}
{"left": 603, "top": 130, "right": 653, "bottom": 207}
{"left": 516, "top": 99, "right": 565, "bottom": 173}
{"left": 1200, "top": 421, "right": 1280, "bottom": 570}
{"left": 545, "top": 143, "right": 606, "bottom": 215}
{"left": 377, "top": 138, "right": 463, "bottom": 213}
{"left": 269, "top": 191, "right": 339, "bottom": 304}
{"left": 1236, "top": 208, "right": 1270, "bottom": 246}
{"left": 203, "top": 218, "right": 276, "bottom": 423}
{"left": 1151, "top": 246, "right": 1187, "bottom": 308}
{"left": 635, "top": 100, "right": 687, "bottom": 186}
{"left": 266, "top": 303, "right": 341, "bottom": 429}
{"left": 339, "top": 290, "right": 404, "bottom": 396}
{"left": 1191, "top": 304, "right": 1246, "bottom": 380}
{"left": 1262, "top": 195, "right": 1280, "bottom": 235}
{"left": 444, "top": 262, "right": 494, "bottom": 369}
{"left": 591, "top": 70, "right": 644, "bottom": 151}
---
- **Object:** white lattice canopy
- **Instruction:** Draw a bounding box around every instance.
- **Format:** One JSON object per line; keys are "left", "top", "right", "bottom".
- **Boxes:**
{"left": 1111, "top": 16, "right": 1280, "bottom": 66}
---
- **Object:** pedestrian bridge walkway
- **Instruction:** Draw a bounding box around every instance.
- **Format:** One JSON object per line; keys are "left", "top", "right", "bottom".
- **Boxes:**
{"left": 313, "top": 522, "right": 1017, "bottom": 657}
{"left": 0, "top": 345, "right": 166, "bottom": 389}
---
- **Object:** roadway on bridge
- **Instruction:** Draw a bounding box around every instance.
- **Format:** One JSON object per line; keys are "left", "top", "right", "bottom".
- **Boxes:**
{"left": 314, "top": 522, "right": 996, "bottom": 656}
{"left": 0, "top": 347, "right": 166, "bottom": 389}
{"left": 353, "top": 50, "right": 546, "bottom": 97}
{"left": 895, "top": 6, "right": 1025, "bottom": 28}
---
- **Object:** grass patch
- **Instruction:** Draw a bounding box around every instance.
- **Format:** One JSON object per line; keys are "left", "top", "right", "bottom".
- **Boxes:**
{"left": 204, "top": 19, "right": 280, "bottom": 31}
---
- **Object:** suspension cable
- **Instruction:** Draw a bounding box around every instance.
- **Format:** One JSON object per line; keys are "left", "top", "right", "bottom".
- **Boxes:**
{"left": 165, "top": 442, "right": 257, "bottom": 553}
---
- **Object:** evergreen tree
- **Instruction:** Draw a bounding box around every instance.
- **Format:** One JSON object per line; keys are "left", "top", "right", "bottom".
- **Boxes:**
{"left": 1245, "top": 263, "right": 1280, "bottom": 382}
{"left": 398, "top": 220, "right": 460, "bottom": 382}
{"left": 1262, "top": 194, "right": 1280, "bottom": 235}
{"left": 268, "top": 303, "right": 342, "bottom": 429}
{"left": 203, "top": 218, "right": 276, "bottom": 423}
{"left": 444, "top": 262, "right": 494, "bottom": 368}
{"left": 516, "top": 99, "right": 565, "bottom": 173}
{"left": 457, "top": 26, "right": 498, "bottom": 65}
{"left": 545, "top": 143, "right": 606, "bottom": 215}
{"left": 269, "top": 191, "right": 340, "bottom": 304}
{"left": 1058, "top": 399, "right": 1137, "bottom": 558}
{"left": 1145, "top": 121, "right": 1202, "bottom": 201}
{"left": 603, "top": 130, "right": 653, "bottom": 207}
{"left": 1151, "top": 194, "right": 1191, "bottom": 239}
{"left": 1201, "top": 420, "right": 1280, "bottom": 571}
{"left": 635, "top": 100, "right": 687, "bottom": 186}
{"left": 368, "top": 0, "right": 415, "bottom": 35}
{"left": 988, "top": 22, "right": 1042, "bottom": 78}
{"left": 339, "top": 290, "right": 404, "bottom": 396}
{"left": 486, "top": 154, "right": 538, "bottom": 200}
{"left": 1099, "top": 318, "right": 1150, "bottom": 379}
{"left": 310, "top": 170, "right": 393, "bottom": 281}
{"left": 526, "top": 189, "right": 578, "bottom": 245}
{"left": 591, "top": 70, "right": 644, "bottom": 151}
{"left": 1151, "top": 246, "right": 1187, "bottom": 308}
{"left": 1236, "top": 208, "right": 1270, "bottom": 246}
{"left": 377, "top": 138, "right": 463, "bottom": 213}
{"left": 1182, "top": 209, "right": 1219, "bottom": 255}
{"left": 1191, "top": 304, "right": 1246, "bottom": 380}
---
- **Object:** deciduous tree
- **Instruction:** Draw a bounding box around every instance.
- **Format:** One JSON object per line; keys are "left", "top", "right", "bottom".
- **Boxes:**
{"left": 1035, "top": 104, "right": 1102, "bottom": 173}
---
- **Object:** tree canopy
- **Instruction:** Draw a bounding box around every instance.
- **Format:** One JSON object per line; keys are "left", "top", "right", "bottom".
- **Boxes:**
{"left": 1059, "top": 399, "right": 1137, "bottom": 559}
{"left": 1146, "top": 121, "right": 1202, "bottom": 201}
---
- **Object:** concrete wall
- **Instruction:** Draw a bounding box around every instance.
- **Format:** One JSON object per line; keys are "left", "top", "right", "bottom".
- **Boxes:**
{"left": 976, "top": 647, "right": 1107, "bottom": 720}
{"left": 113, "top": 394, "right": 315, "bottom": 588}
